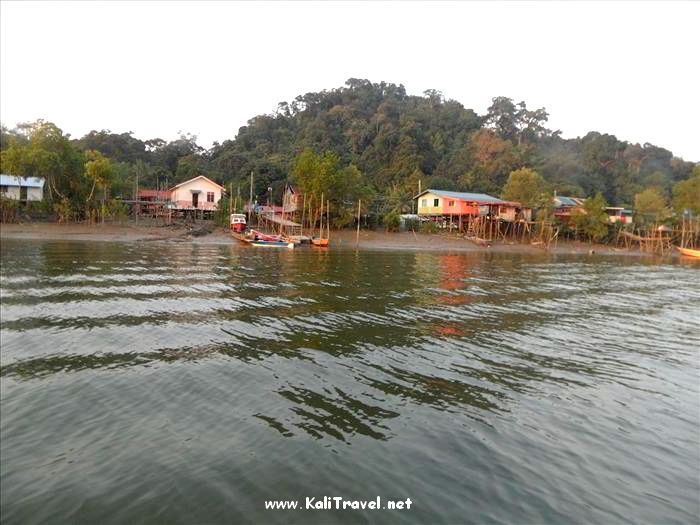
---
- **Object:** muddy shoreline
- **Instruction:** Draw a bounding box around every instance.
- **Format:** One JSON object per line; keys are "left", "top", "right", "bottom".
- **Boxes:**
{"left": 0, "top": 221, "right": 658, "bottom": 257}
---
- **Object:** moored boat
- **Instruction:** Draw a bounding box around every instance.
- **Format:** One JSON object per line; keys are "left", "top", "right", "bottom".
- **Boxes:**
{"left": 231, "top": 231, "right": 254, "bottom": 243}
{"left": 230, "top": 213, "right": 247, "bottom": 233}
{"left": 250, "top": 229, "right": 282, "bottom": 242}
{"left": 676, "top": 246, "right": 700, "bottom": 258}
{"left": 251, "top": 240, "right": 295, "bottom": 248}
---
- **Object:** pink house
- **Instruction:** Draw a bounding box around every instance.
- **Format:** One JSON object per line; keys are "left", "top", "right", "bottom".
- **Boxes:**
{"left": 169, "top": 175, "right": 225, "bottom": 211}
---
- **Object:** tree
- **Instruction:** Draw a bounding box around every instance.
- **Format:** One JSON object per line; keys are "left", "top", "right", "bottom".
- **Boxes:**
{"left": 0, "top": 120, "right": 84, "bottom": 204}
{"left": 572, "top": 192, "right": 609, "bottom": 243}
{"left": 460, "top": 129, "right": 520, "bottom": 193}
{"left": 672, "top": 166, "right": 700, "bottom": 214}
{"left": 501, "top": 168, "right": 548, "bottom": 207}
{"left": 634, "top": 188, "right": 670, "bottom": 226}
{"left": 84, "top": 150, "right": 113, "bottom": 222}
{"left": 291, "top": 149, "right": 373, "bottom": 226}
{"left": 485, "top": 97, "right": 518, "bottom": 141}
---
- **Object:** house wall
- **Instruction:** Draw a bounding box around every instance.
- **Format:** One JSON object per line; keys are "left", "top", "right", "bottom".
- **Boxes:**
{"left": 417, "top": 192, "right": 482, "bottom": 216}
{"left": 609, "top": 215, "right": 633, "bottom": 225}
{"left": 445, "top": 199, "right": 479, "bottom": 215}
{"left": 170, "top": 178, "right": 223, "bottom": 210}
{"left": 498, "top": 206, "right": 517, "bottom": 222}
{"left": 0, "top": 186, "right": 43, "bottom": 201}
{"left": 417, "top": 191, "right": 444, "bottom": 215}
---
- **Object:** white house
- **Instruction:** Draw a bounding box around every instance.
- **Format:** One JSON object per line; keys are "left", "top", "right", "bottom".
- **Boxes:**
{"left": 0, "top": 175, "right": 45, "bottom": 201}
{"left": 169, "top": 175, "right": 225, "bottom": 211}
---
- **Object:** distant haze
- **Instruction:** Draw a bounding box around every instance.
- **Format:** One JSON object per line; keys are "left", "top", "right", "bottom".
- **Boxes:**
{"left": 1, "top": 1, "right": 698, "bottom": 161}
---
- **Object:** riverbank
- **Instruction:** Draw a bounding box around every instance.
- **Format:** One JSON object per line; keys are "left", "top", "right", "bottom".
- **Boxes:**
{"left": 0, "top": 221, "right": 657, "bottom": 257}
{"left": 0, "top": 222, "right": 231, "bottom": 244}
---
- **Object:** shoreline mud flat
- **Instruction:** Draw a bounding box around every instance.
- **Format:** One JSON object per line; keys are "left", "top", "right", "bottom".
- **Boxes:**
{"left": 0, "top": 222, "right": 666, "bottom": 257}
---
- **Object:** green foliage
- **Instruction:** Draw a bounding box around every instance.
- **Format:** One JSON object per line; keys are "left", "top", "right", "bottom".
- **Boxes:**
{"left": 534, "top": 191, "right": 555, "bottom": 222}
{"left": 403, "top": 217, "right": 420, "bottom": 231}
{"left": 672, "top": 167, "right": 700, "bottom": 214}
{"left": 105, "top": 199, "right": 129, "bottom": 223}
{"left": 0, "top": 196, "right": 20, "bottom": 223}
{"left": 291, "top": 149, "right": 373, "bottom": 224}
{"left": 1, "top": 80, "right": 697, "bottom": 228}
{"left": 572, "top": 192, "right": 609, "bottom": 242}
{"left": 501, "top": 168, "right": 548, "bottom": 207}
{"left": 383, "top": 211, "right": 401, "bottom": 232}
{"left": 420, "top": 220, "right": 438, "bottom": 234}
{"left": 53, "top": 197, "right": 74, "bottom": 223}
{"left": 213, "top": 192, "right": 231, "bottom": 227}
{"left": 634, "top": 188, "right": 670, "bottom": 225}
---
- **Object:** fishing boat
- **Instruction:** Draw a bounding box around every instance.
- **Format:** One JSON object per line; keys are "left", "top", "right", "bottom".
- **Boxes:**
{"left": 676, "top": 246, "right": 700, "bottom": 258}
{"left": 229, "top": 213, "right": 247, "bottom": 233}
{"left": 231, "top": 231, "right": 254, "bottom": 243}
{"left": 250, "top": 229, "right": 282, "bottom": 242}
{"left": 251, "top": 240, "right": 295, "bottom": 249}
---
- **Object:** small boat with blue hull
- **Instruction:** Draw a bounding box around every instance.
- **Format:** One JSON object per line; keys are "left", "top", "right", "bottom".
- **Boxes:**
{"left": 251, "top": 240, "right": 295, "bottom": 248}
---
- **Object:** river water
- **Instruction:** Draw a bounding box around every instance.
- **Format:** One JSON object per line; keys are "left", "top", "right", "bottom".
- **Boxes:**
{"left": 1, "top": 239, "right": 698, "bottom": 524}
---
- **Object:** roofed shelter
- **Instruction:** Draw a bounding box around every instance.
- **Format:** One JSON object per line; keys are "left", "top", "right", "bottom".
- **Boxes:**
{"left": 0, "top": 175, "right": 45, "bottom": 202}
{"left": 414, "top": 189, "right": 528, "bottom": 222}
{"left": 169, "top": 175, "right": 225, "bottom": 211}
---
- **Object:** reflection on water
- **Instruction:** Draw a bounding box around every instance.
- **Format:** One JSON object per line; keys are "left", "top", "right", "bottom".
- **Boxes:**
{"left": 1, "top": 239, "right": 699, "bottom": 524}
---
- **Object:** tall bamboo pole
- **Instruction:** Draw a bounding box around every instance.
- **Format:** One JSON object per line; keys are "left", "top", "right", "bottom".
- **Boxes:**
{"left": 356, "top": 199, "right": 361, "bottom": 248}
{"left": 319, "top": 193, "right": 324, "bottom": 239}
{"left": 248, "top": 171, "right": 253, "bottom": 225}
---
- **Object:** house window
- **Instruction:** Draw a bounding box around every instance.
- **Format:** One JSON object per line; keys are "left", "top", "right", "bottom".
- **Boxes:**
{"left": 421, "top": 199, "right": 427, "bottom": 207}
{"left": 448, "top": 200, "right": 455, "bottom": 207}
{"left": 0, "top": 185, "right": 7, "bottom": 193}
{"left": 207, "top": 192, "right": 215, "bottom": 203}
{"left": 433, "top": 198, "right": 439, "bottom": 207}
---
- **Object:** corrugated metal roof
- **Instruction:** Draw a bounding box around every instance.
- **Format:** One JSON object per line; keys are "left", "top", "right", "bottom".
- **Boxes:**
{"left": 415, "top": 189, "right": 518, "bottom": 205}
{"left": 0, "top": 174, "right": 45, "bottom": 188}
{"left": 554, "top": 196, "right": 583, "bottom": 207}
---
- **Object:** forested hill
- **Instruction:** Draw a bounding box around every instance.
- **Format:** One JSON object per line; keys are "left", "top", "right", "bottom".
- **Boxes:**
{"left": 208, "top": 79, "right": 695, "bottom": 208}
{"left": 1, "top": 78, "right": 697, "bottom": 219}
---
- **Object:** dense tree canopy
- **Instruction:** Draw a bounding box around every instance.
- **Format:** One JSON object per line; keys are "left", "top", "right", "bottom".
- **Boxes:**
{"left": 1, "top": 79, "right": 697, "bottom": 223}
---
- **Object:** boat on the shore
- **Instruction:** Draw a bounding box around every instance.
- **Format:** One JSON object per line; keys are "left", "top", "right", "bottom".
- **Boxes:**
{"left": 231, "top": 228, "right": 293, "bottom": 248}
{"left": 676, "top": 246, "right": 700, "bottom": 258}
{"left": 231, "top": 231, "right": 253, "bottom": 243}
{"left": 251, "top": 239, "right": 295, "bottom": 248}
{"left": 229, "top": 213, "right": 247, "bottom": 233}
{"left": 249, "top": 229, "right": 282, "bottom": 242}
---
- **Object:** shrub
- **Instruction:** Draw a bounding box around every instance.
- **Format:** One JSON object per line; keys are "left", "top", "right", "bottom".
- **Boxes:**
{"left": 383, "top": 211, "right": 401, "bottom": 232}
{"left": 54, "top": 198, "right": 74, "bottom": 223}
{"left": 403, "top": 217, "right": 420, "bottom": 231}
{"left": 0, "top": 196, "right": 20, "bottom": 223}
{"left": 420, "top": 220, "right": 438, "bottom": 234}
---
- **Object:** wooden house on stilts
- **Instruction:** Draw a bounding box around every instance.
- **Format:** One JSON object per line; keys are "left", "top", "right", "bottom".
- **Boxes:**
{"left": 414, "top": 189, "right": 532, "bottom": 241}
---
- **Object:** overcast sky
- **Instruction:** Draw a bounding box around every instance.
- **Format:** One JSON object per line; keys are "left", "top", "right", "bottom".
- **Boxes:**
{"left": 1, "top": 1, "right": 698, "bottom": 161}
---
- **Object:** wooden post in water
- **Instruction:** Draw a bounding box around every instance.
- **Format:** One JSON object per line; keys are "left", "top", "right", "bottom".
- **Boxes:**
{"left": 319, "top": 193, "right": 324, "bottom": 239}
{"left": 356, "top": 199, "right": 361, "bottom": 248}
{"left": 248, "top": 171, "right": 253, "bottom": 225}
